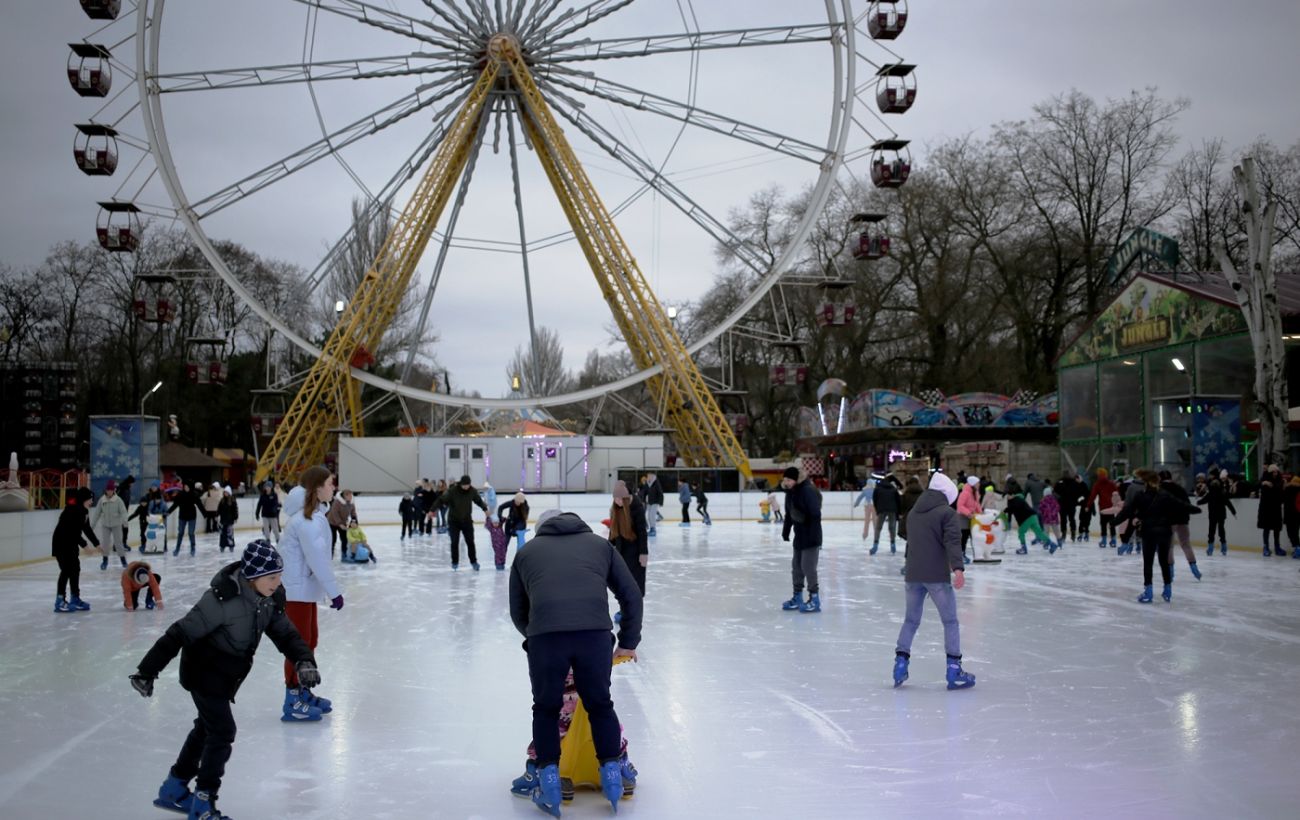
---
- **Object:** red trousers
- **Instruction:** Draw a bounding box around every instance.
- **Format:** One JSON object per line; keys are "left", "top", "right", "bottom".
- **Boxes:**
{"left": 283, "top": 601, "right": 318, "bottom": 686}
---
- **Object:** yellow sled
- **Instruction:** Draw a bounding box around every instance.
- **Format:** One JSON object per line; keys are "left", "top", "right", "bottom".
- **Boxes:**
{"left": 558, "top": 655, "right": 633, "bottom": 795}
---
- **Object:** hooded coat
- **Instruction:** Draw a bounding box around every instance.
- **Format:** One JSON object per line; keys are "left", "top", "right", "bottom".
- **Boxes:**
{"left": 903, "top": 475, "right": 963, "bottom": 584}
{"left": 1256, "top": 473, "right": 1284, "bottom": 530}
{"left": 136, "top": 562, "right": 314, "bottom": 701}
{"left": 279, "top": 486, "right": 341, "bottom": 604}
{"left": 91, "top": 492, "right": 129, "bottom": 529}
{"left": 782, "top": 479, "right": 823, "bottom": 549}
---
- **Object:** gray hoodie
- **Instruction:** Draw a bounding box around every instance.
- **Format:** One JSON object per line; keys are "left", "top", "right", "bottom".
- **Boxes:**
{"left": 903, "top": 489, "right": 964, "bottom": 584}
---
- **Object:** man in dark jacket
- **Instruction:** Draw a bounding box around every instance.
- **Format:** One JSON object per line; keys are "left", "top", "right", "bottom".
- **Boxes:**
{"left": 1024, "top": 473, "right": 1047, "bottom": 512}
{"left": 893, "top": 472, "right": 975, "bottom": 691}
{"left": 1053, "top": 472, "right": 1085, "bottom": 541}
{"left": 1115, "top": 469, "right": 1202, "bottom": 603}
{"left": 130, "top": 541, "right": 319, "bottom": 818}
{"left": 643, "top": 473, "right": 664, "bottom": 537}
{"left": 1159, "top": 470, "right": 1202, "bottom": 580}
{"left": 166, "top": 483, "right": 202, "bottom": 556}
{"left": 1200, "top": 470, "right": 1236, "bottom": 555}
{"left": 52, "top": 486, "right": 99, "bottom": 612}
{"left": 780, "top": 467, "right": 824, "bottom": 613}
{"left": 254, "top": 481, "right": 282, "bottom": 543}
{"left": 432, "top": 475, "right": 489, "bottom": 570}
{"left": 509, "top": 510, "right": 642, "bottom": 816}
{"left": 871, "top": 474, "right": 901, "bottom": 554}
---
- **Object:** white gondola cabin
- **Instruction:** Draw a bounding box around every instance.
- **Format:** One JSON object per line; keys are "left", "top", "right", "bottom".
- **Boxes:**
{"left": 870, "top": 139, "right": 912, "bottom": 189}
{"left": 73, "top": 123, "right": 119, "bottom": 176}
{"left": 67, "top": 43, "right": 112, "bottom": 97}
{"left": 876, "top": 64, "right": 917, "bottom": 114}
{"left": 850, "top": 212, "right": 890, "bottom": 260}
{"left": 96, "top": 201, "right": 141, "bottom": 252}
{"left": 867, "top": 0, "right": 909, "bottom": 40}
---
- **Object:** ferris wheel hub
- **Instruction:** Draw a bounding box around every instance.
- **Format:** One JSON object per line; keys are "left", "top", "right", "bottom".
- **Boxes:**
{"left": 487, "top": 33, "right": 521, "bottom": 64}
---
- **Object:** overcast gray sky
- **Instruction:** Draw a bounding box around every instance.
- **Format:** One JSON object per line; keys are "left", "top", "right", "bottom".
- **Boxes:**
{"left": 4, "top": 0, "right": 1299, "bottom": 398}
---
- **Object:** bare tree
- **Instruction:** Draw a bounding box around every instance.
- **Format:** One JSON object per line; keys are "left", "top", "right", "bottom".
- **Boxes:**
{"left": 507, "top": 325, "right": 572, "bottom": 397}
{"left": 1214, "top": 157, "right": 1287, "bottom": 467}
{"left": 0, "top": 266, "right": 57, "bottom": 363}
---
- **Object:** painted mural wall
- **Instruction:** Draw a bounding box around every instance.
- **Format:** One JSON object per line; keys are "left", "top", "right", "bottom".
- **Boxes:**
{"left": 89, "top": 416, "right": 160, "bottom": 498}
{"left": 799, "top": 390, "right": 1059, "bottom": 437}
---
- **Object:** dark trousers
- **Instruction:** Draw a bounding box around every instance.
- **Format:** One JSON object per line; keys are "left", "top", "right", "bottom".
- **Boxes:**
{"left": 791, "top": 546, "right": 820, "bottom": 594}
{"left": 681, "top": 503, "right": 690, "bottom": 523}
{"left": 401, "top": 517, "right": 414, "bottom": 538}
{"left": 176, "top": 517, "right": 196, "bottom": 550}
{"left": 614, "top": 541, "right": 646, "bottom": 596}
{"left": 960, "top": 527, "right": 971, "bottom": 553}
{"left": 203, "top": 512, "right": 218, "bottom": 533}
{"left": 55, "top": 552, "right": 81, "bottom": 598}
{"left": 1208, "top": 516, "right": 1226, "bottom": 544}
{"left": 1142, "top": 531, "right": 1173, "bottom": 586}
{"left": 1062, "top": 506, "right": 1078, "bottom": 539}
{"left": 1287, "top": 517, "right": 1300, "bottom": 549}
{"left": 1262, "top": 527, "right": 1281, "bottom": 550}
{"left": 330, "top": 525, "right": 347, "bottom": 556}
{"left": 448, "top": 518, "right": 476, "bottom": 565}
{"left": 171, "top": 691, "right": 236, "bottom": 796}
{"left": 1099, "top": 514, "right": 1117, "bottom": 540}
{"left": 527, "top": 630, "right": 621, "bottom": 768}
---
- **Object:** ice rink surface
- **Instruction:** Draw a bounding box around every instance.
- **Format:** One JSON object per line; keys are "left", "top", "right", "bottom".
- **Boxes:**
{"left": 2, "top": 516, "right": 1299, "bottom": 819}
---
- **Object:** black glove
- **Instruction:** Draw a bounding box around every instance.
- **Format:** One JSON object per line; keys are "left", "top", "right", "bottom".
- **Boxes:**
{"left": 129, "top": 674, "right": 154, "bottom": 698}
{"left": 295, "top": 660, "right": 321, "bottom": 688}
{"left": 330, "top": 595, "right": 344, "bottom": 611}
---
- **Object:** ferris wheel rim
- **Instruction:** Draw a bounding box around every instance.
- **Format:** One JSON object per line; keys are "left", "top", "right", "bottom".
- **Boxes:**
{"left": 136, "top": 0, "right": 857, "bottom": 410}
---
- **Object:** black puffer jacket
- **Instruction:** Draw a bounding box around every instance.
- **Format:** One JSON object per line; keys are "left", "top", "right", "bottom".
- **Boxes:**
{"left": 1115, "top": 486, "right": 1201, "bottom": 537}
{"left": 51, "top": 492, "right": 99, "bottom": 558}
{"left": 782, "top": 479, "right": 823, "bottom": 548}
{"left": 872, "top": 481, "right": 901, "bottom": 515}
{"left": 499, "top": 499, "right": 530, "bottom": 538}
{"left": 137, "top": 562, "right": 313, "bottom": 701}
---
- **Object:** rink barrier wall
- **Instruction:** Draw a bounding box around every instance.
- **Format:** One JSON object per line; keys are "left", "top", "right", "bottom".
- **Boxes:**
{"left": 0, "top": 494, "right": 1284, "bottom": 568}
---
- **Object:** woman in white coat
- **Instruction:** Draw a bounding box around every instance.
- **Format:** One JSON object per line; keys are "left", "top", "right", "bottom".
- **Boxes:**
{"left": 278, "top": 465, "right": 343, "bottom": 721}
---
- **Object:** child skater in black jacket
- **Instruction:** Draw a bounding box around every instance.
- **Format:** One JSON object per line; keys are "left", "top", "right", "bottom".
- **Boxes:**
{"left": 52, "top": 487, "right": 99, "bottom": 612}
{"left": 129, "top": 540, "right": 319, "bottom": 820}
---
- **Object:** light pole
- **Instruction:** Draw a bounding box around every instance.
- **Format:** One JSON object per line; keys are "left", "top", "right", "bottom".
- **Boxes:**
{"left": 140, "top": 380, "right": 163, "bottom": 416}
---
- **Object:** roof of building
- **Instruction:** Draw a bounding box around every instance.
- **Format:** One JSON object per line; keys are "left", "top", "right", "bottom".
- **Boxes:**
{"left": 159, "top": 441, "right": 225, "bottom": 468}
{"left": 1143, "top": 271, "right": 1300, "bottom": 316}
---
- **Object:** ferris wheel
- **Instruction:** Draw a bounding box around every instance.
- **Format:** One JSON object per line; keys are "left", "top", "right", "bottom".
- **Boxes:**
{"left": 67, "top": 0, "right": 915, "bottom": 480}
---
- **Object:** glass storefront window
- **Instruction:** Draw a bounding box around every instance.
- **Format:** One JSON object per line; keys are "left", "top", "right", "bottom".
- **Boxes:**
{"left": 1099, "top": 359, "right": 1142, "bottom": 437}
{"left": 1145, "top": 344, "right": 1193, "bottom": 401}
{"left": 1196, "top": 335, "right": 1253, "bottom": 397}
{"left": 1060, "top": 365, "right": 1098, "bottom": 441}
{"left": 1100, "top": 439, "right": 1146, "bottom": 482}
{"left": 1061, "top": 443, "right": 1100, "bottom": 479}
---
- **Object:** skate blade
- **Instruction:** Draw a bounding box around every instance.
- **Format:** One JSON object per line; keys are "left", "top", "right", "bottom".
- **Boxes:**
{"left": 151, "top": 798, "right": 192, "bottom": 814}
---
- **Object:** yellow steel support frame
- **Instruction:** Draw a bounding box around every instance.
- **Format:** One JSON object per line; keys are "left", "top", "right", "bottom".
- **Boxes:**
{"left": 502, "top": 44, "right": 750, "bottom": 478}
{"left": 254, "top": 62, "right": 501, "bottom": 484}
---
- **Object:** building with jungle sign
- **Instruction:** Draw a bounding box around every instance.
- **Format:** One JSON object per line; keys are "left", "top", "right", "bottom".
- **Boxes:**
{"left": 1056, "top": 272, "right": 1300, "bottom": 487}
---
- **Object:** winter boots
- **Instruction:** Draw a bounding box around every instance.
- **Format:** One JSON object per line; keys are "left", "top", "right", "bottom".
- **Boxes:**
{"left": 1137, "top": 584, "right": 1154, "bottom": 604}
{"left": 154, "top": 773, "right": 194, "bottom": 813}
{"left": 945, "top": 656, "right": 976, "bottom": 690}
{"left": 532, "top": 763, "right": 562, "bottom": 817}
{"left": 799, "top": 593, "right": 821, "bottom": 613}
{"left": 892, "top": 653, "right": 910, "bottom": 688}
{"left": 281, "top": 688, "right": 323, "bottom": 722}
{"left": 781, "top": 593, "right": 803, "bottom": 611}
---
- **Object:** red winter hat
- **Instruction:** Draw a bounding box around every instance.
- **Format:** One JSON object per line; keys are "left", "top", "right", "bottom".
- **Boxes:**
{"left": 105, "top": 480, "right": 117, "bottom": 491}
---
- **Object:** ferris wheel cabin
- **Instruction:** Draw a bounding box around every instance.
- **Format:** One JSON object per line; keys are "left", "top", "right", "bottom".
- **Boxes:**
{"left": 876, "top": 64, "right": 917, "bottom": 114}
{"left": 96, "top": 201, "right": 141, "bottom": 252}
{"left": 250, "top": 389, "right": 289, "bottom": 439}
{"left": 850, "top": 212, "right": 890, "bottom": 260}
{"left": 131, "top": 273, "right": 177, "bottom": 324}
{"left": 79, "top": 0, "right": 122, "bottom": 20}
{"left": 815, "top": 279, "right": 856, "bottom": 328}
{"left": 870, "top": 139, "right": 912, "bottom": 189}
{"left": 73, "top": 123, "right": 119, "bottom": 176}
{"left": 867, "top": 0, "right": 909, "bottom": 40}
{"left": 67, "top": 43, "right": 112, "bottom": 98}
{"left": 186, "top": 337, "right": 229, "bottom": 386}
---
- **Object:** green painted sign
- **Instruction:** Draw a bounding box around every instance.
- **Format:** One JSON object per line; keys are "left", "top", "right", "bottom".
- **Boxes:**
{"left": 1060, "top": 277, "right": 1245, "bottom": 366}
{"left": 1108, "top": 228, "right": 1180, "bottom": 283}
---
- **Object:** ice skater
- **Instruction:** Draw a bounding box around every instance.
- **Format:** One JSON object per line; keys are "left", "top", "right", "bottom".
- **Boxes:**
{"left": 343, "top": 519, "right": 376, "bottom": 563}
{"left": 399, "top": 492, "right": 416, "bottom": 539}
{"left": 166, "top": 483, "right": 202, "bottom": 556}
{"left": 279, "top": 466, "right": 343, "bottom": 721}
{"left": 1257, "top": 463, "right": 1285, "bottom": 557}
{"left": 1038, "top": 487, "right": 1063, "bottom": 548}
{"left": 1006, "top": 492, "right": 1056, "bottom": 554}
{"left": 52, "top": 487, "right": 99, "bottom": 613}
{"left": 1054, "top": 471, "right": 1085, "bottom": 541}
{"left": 92, "top": 479, "right": 129, "bottom": 570}
{"left": 678, "top": 480, "right": 692, "bottom": 526}
{"left": 642, "top": 472, "right": 663, "bottom": 537}
{"left": 871, "top": 474, "right": 901, "bottom": 555}
{"left": 1114, "top": 469, "right": 1201, "bottom": 603}
{"left": 608, "top": 480, "right": 649, "bottom": 596}
{"left": 1284, "top": 476, "right": 1300, "bottom": 559}
{"left": 768, "top": 489, "right": 783, "bottom": 523}
{"left": 693, "top": 482, "right": 712, "bottom": 525}
{"left": 853, "top": 477, "right": 877, "bottom": 541}
{"left": 430, "top": 475, "right": 490, "bottom": 570}
{"left": 1086, "top": 468, "right": 1119, "bottom": 548}
{"left": 121, "top": 560, "right": 163, "bottom": 610}
{"left": 216, "top": 487, "right": 239, "bottom": 552}
{"left": 956, "top": 475, "right": 982, "bottom": 564}
{"left": 509, "top": 509, "right": 643, "bottom": 816}
{"left": 129, "top": 540, "right": 320, "bottom": 820}
{"left": 892, "top": 472, "right": 975, "bottom": 690}
{"left": 780, "top": 466, "right": 824, "bottom": 613}
{"left": 327, "top": 488, "right": 357, "bottom": 559}
{"left": 500, "top": 491, "right": 530, "bottom": 552}
{"left": 1159, "top": 470, "right": 1202, "bottom": 580}
{"left": 1199, "top": 469, "right": 1235, "bottom": 555}
{"left": 254, "top": 481, "right": 282, "bottom": 543}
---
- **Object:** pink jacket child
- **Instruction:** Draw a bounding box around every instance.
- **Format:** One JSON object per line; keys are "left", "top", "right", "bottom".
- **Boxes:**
{"left": 1037, "top": 492, "right": 1061, "bottom": 526}
{"left": 1101, "top": 491, "right": 1132, "bottom": 536}
{"left": 957, "top": 479, "right": 983, "bottom": 520}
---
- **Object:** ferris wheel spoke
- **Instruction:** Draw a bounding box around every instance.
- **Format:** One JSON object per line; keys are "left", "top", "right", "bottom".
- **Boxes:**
{"left": 545, "top": 68, "right": 829, "bottom": 165}
{"left": 525, "top": 0, "right": 638, "bottom": 46}
{"left": 192, "top": 77, "right": 473, "bottom": 218}
{"left": 540, "top": 82, "right": 770, "bottom": 275}
{"left": 150, "top": 53, "right": 468, "bottom": 93}
{"left": 540, "top": 23, "right": 840, "bottom": 63}
{"left": 288, "top": 0, "right": 469, "bottom": 51}
{"left": 518, "top": 0, "right": 564, "bottom": 38}
{"left": 420, "top": 0, "right": 486, "bottom": 39}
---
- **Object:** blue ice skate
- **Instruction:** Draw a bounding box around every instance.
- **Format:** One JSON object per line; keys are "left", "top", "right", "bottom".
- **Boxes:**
{"left": 1190, "top": 562, "right": 1202, "bottom": 580}
{"left": 1048, "top": 541, "right": 1060, "bottom": 555}
{"left": 600, "top": 759, "right": 623, "bottom": 812}
{"left": 1137, "top": 584, "right": 1153, "bottom": 604}
{"left": 619, "top": 754, "right": 637, "bottom": 797}
{"left": 799, "top": 593, "right": 821, "bottom": 613}
{"left": 1264, "top": 546, "right": 1272, "bottom": 557}
{"left": 281, "top": 688, "right": 322, "bottom": 722}
{"left": 188, "top": 790, "right": 229, "bottom": 819}
{"left": 1162, "top": 583, "right": 1172, "bottom": 602}
{"left": 869, "top": 543, "right": 879, "bottom": 555}
{"left": 54, "top": 595, "right": 72, "bottom": 613}
{"left": 510, "top": 760, "right": 537, "bottom": 796}
{"left": 69, "top": 597, "right": 90, "bottom": 611}
{"left": 647, "top": 528, "right": 656, "bottom": 538}
{"left": 100, "top": 556, "right": 108, "bottom": 570}
{"left": 781, "top": 593, "right": 803, "bottom": 611}
{"left": 532, "top": 763, "right": 562, "bottom": 817}
{"left": 1206, "top": 542, "right": 1214, "bottom": 556}
{"left": 1220, "top": 542, "right": 1227, "bottom": 555}
{"left": 892, "top": 653, "right": 909, "bottom": 688}
{"left": 153, "top": 773, "right": 194, "bottom": 814}
{"left": 946, "top": 657, "right": 976, "bottom": 690}
{"left": 299, "top": 687, "right": 332, "bottom": 713}
{"left": 1015, "top": 546, "right": 1028, "bottom": 555}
